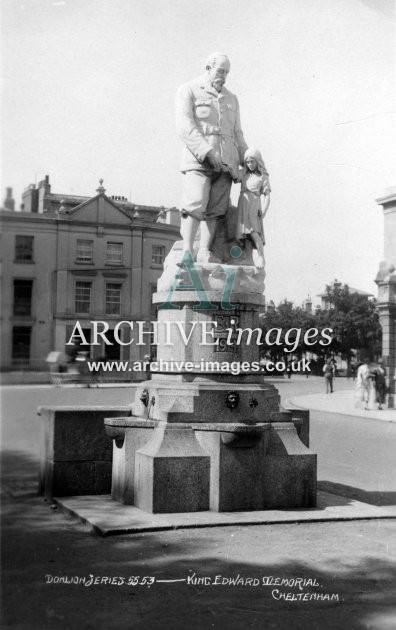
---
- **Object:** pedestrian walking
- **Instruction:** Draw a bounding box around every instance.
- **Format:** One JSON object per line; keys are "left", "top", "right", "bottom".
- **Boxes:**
{"left": 323, "top": 359, "right": 334, "bottom": 393}
{"left": 355, "top": 358, "right": 371, "bottom": 410}
{"left": 371, "top": 358, "right": 387, "bottom": 410}
{"left": 350, "top": 362, "right": 357, "bottom": 381}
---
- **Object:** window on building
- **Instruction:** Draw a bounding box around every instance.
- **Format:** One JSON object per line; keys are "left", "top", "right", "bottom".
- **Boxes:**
{"left": 15, "top": 235, "right": 34, "bottom": 262}
{"left": 106, "top": 242, "right": 123, "bottom": 264}
{"left": 13, "top": 280, "right": 33, "bottom": 316}
{"left": 75, "top": 281, "right": 91, "bottom": 314}
{"left": 12, "top": 326, "right": 31, "bottom": 364}
{"left": 105, "top": 283, "right": 122, "bottom": 315}
{"left": 152, "top": 245, "right": 165, "bottom": 265}
{"left": 76, "top": 239, "right": 93, "bottom": 263}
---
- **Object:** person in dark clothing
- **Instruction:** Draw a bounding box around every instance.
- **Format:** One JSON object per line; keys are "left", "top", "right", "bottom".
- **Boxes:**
{"left": 323, "top": 359, "right": 335, "bottom": 393}
{"left": 371, "top": 358, "right": 387, "bottom": 410}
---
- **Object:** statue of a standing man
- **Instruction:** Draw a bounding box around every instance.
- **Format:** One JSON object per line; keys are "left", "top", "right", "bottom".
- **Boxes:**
{"left": 175, "top": 52, "right": 248, "bottom": 263}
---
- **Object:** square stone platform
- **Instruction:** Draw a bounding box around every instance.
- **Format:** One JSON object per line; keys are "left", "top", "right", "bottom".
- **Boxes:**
{"left": 53, "top": 491, "right": 396, "bottom": 536}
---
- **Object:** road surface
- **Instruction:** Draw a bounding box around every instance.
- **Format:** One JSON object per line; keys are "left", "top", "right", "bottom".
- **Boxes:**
{"left": 1, "top": 379, "right": 396, "bottom": 629}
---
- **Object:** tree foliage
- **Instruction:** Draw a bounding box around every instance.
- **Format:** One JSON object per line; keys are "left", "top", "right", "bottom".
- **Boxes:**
{"left": 315, "top": 283, "right": 382, "bottom": 359}
{"left": 261, "top": 284, "right": 382, "bottom": 361}
{"left": 261, "top": 300, "right": 320, "bottom": 359}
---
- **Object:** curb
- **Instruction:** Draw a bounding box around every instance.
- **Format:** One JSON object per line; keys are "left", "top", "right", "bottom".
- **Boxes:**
{"left": 288, "top": 394, "right": 396, "bottom": 424}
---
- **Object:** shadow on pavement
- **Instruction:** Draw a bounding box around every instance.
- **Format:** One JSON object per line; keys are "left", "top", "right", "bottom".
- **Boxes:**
{"left": 318, "top": 480, "right": 396, "bottom": 507}
{"left": 2, "top": 450, "right": 396, "bottom": 629}
{"left": 1, "top": 449, "right": 40, "bottom": 498}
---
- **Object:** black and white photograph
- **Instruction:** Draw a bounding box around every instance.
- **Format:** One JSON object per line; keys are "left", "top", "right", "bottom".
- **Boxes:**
{"left": 1, "top": 1, "right": 395, "bottom": 628}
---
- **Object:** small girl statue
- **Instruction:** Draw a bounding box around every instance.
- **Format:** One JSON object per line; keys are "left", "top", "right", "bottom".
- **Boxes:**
{"left": 235, "top": 148, "right": 271, "bottom": 269}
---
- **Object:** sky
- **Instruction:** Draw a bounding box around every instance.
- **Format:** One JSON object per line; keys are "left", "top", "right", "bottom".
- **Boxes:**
{"left": 2, "top": 0, "right": 395, "bottom": 305}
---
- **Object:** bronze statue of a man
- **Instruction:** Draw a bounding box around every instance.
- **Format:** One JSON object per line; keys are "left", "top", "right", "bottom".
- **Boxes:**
{"left": 175, "top": 52, "right": 248, "bottom": 263}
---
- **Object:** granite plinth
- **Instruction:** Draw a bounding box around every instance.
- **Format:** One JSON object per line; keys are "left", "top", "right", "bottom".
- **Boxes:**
{"left": 261, "top": 423, "right": 317, "bottom": 509}
{"left": 105, "top": 412, "right": 315, "bottom": 513}
{"left": 40, "top": 264, "right": 317, "bottom": 514}
{"left": 134, "top": 423, "right": 210, "bottom": 513}
{"left": 153, "top": 293, "right": 265, "bottom": 366}
{"left": 38, "top": 406, "right": 131, "bottom": 497}
{"left": 131, "top": 379, "right": 281, "bottom": 424}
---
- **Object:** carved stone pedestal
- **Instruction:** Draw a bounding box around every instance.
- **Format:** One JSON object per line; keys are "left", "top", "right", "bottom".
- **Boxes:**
{"left": 134, "top": 423, "right": 210, "bottom": 513}
{"left": 105, "top": 260, "right": 317, "bottom": 514}
{"left": 105, "top": 412, "right": 316, "bottom": 513}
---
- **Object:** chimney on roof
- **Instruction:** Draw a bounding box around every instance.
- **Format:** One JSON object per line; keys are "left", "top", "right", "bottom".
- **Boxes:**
{"left": 37, "top": 174, "right": 51, "bottom": 213}
{"left": 4, "top": 187, "right": 15, "bottom": 211}
{"left": 38, "top": 175, "right": 51, "bottom": 191}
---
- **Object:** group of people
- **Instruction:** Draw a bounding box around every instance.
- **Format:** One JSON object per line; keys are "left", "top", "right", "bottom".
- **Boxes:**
{"left": 175, "top": 52, "right": 270, "bottom": 265}
{"left": 355, "top": 358, "right": 387, "bottom": 411}
{"left": 323, "top": 357, "right": 387, "bottom": 410}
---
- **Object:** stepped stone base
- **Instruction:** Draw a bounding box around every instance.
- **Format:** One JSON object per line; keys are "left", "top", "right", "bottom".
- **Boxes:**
{"left": 105, "top": 410, "right": 316, "bottom": 514}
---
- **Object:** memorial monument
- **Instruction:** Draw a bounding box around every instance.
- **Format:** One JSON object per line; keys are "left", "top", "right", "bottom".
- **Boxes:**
{"left": 104, "top": 53, "right": 317, "bottom": 514}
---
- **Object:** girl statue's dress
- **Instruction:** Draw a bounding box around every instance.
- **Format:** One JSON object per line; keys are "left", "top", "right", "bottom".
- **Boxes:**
{"left": 235, "top": 148, "right": 270, "bottom": 247}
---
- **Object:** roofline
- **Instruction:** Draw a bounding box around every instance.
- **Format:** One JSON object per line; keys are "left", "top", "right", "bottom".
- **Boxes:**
{"left": 0, "top": 209, "right": 180, "bottom": 234}
{"left": 48, "top": 194, "right": 90, "bottom": 202}
{"left": 376, "top": 187, "right": 396, "bottom": 206}
{"left": 67, "top": 193, "right": 131, "bottom": 217}
{"left": 317, "top": 290, "right": 374, "bottom": 298}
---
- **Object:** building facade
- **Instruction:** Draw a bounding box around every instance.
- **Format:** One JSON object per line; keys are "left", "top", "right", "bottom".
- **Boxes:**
{"left": 0, "top": 177, "right": 180, "bottom": 374}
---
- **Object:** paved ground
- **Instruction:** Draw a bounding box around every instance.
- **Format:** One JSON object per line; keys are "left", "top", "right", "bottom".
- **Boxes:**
{"left": 1, "top": 377, "right": 396, "bottom": 629}
{"left": 288, "top": 390, "right": 396, "bottom": 507}
{"left": 289, "top": 390, "right": 396, "bottom": 422}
